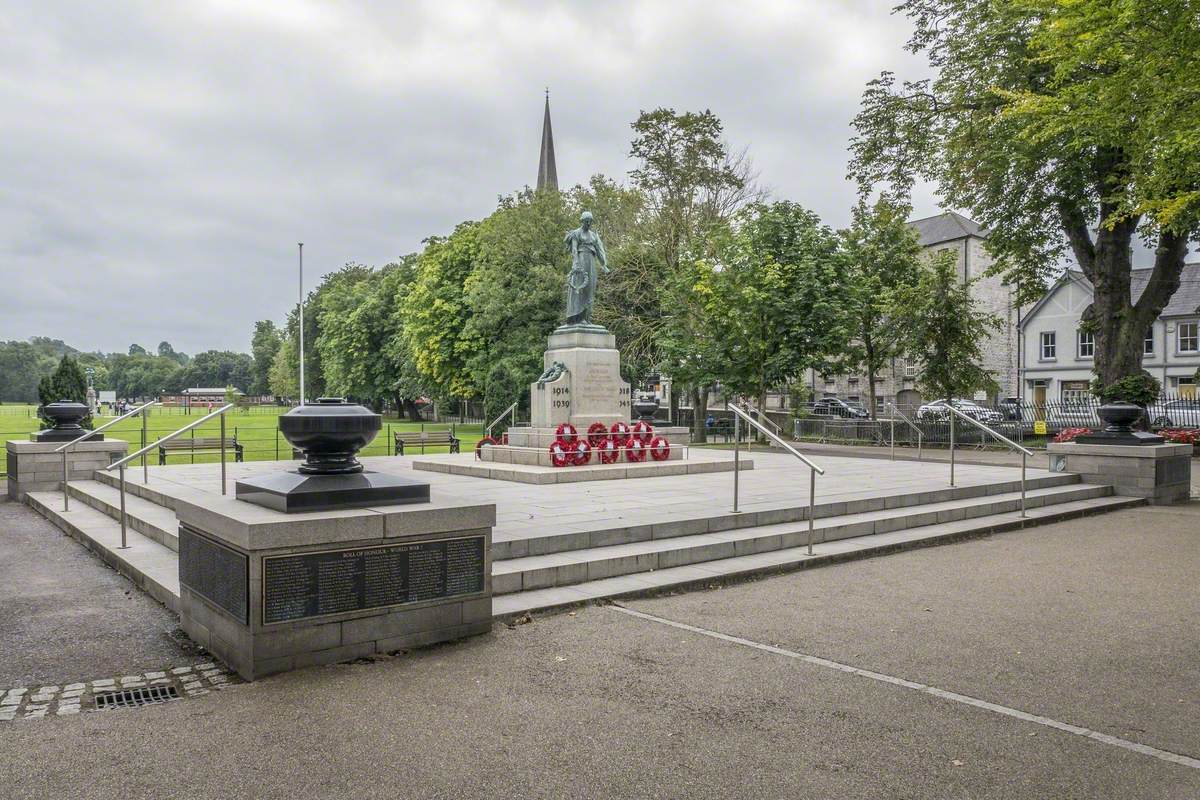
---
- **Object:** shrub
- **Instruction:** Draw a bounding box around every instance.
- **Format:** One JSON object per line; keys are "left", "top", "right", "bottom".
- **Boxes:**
{"left": 1090, "top": 372, "right": 1160, "bottom": 406}
{"left": 1160, "top": 429, "right": 1200, "bottom": 445}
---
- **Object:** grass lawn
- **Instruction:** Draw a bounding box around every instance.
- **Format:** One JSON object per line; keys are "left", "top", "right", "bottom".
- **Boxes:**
{"left": 0, "top": 404, "right": 484, "bottom": 472}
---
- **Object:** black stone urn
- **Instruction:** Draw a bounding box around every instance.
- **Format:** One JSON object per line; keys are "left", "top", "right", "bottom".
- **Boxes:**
{"left": 278, "top": 398, "right": 381, "bottom": 474}
{"left": 33, "top": 400, "right": 99, "bottom": 443}
{"left": 632, "top": 392, "right": 660, "bottom": 423}
{"left": 1076, "top": 401, "right": 1163, "bottom": 446}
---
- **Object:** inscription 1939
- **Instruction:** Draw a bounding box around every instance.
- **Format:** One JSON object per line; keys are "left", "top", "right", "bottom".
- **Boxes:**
{"left": 262, "top": 536, "right": 485, "bottom": 625}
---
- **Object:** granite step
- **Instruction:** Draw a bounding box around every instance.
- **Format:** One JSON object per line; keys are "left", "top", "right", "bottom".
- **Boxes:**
{"left": 65, "top": 480, "right": 180, "bottom": 551}
{"left": 489, "top": 483, "right": 1112, "bottom": 594}
{"left": 492, "top": 494, "right": 1145, "bottom": 617}
{"left": 25, "top": 491, "right": 181, "bottom": 612}
{"left": 92, "top": 469, "right": 182, "bottom": 512}
{"left": 491, "top": 472, "right": 1083, "bottom": 560}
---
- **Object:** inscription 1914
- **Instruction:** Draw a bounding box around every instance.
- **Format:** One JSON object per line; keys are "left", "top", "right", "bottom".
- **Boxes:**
{"left": 262, "top": 536, "right": 485, "bottom": 625}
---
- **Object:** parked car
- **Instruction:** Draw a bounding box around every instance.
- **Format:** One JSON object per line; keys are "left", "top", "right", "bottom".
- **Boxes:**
{"left": 1046, "top": 401, "right": 1101, "bottom": 430}
{"left": 809, "top": 397, "right": 870, "bottom": 419}
{"left": 996, "top": 397, "right": 1024, "bottom": 421}
{"left": 916, "top": 398, "right": 1003, "bottom": 424}
{"left": 1147, "top": 398, "right": 1200, "bottom": 429}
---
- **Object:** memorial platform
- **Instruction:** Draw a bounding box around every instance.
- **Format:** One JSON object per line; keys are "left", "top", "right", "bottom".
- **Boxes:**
{"left": 23, "top": 449, "right": 1142, "bottom": 630}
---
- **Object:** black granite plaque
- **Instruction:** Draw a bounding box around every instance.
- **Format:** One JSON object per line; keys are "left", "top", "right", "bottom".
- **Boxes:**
{"left": 262, "top": 536, "right": 485, "bottom": 625}
{"left": 179, "top": 524, "right": 249, "bottom": 624}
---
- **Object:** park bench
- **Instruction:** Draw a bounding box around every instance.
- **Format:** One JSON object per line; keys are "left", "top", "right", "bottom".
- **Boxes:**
{"left": 394, "top": 430, "right": 461, "bottom": 456}
{"left": 158, "top": 436, "right": 244, "bottom": 465}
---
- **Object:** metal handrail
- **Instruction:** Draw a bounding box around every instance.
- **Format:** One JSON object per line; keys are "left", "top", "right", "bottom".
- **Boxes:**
{"left": 746, "top": 403, "right": 783, "bottom": 437}
{"left": 57, "top": 400, "right": 159, "bottom": 513}
{"left": 485, "top": 401, "right": 518, "bottom": 438}
{"left": 730, "top": 403, "right": 825, "bottom": 556}
{"left": 942, "top": 404, "right": 1032, "bottom": 518}
{"left": 885, "top": 403, "right": 923, "bottom": 461}
{"left": 102, "top": 403, "right": 235, "bottom": 549}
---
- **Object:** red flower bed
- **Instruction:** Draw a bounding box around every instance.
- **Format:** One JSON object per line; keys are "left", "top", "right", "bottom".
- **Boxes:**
{"left": 1052, "top": 427, "right": 1092, "bottom": 443}
{"left": 1160, "top": 428, "right": 1200, "bottom": 445}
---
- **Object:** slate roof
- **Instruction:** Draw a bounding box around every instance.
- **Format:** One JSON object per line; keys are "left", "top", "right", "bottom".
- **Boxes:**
{"left": 908, "top": 211, "right": 988, "bottom": 246}
{"left": 1060, "top": 263, "right": 1200, "bottom": 317}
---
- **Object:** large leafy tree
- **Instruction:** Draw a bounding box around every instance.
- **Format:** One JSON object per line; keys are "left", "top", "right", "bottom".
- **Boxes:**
{"left": 400, "top": 223, "right": 482, "bottom": 401}
{"left": 175, "top": 350, "right": 254, "bottom": 392}
{"left": 839, "top": 198, "right": 924, "bottom": 417}
{"left": 708, "top": 202, "right": 850, "bottom": 412}
{"left": 848, "top": 0, "right": 1200, "bottom": 394}
{"left": 249, "top": 321, "right": 282, "bottom": 396}
{"left": 892, "top": 251, "right": 1001, "bottom": 402}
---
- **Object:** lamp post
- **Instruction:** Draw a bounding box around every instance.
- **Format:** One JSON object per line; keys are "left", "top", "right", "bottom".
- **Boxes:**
{"left": 298, "top": 242, "right": 305, "bottom": 407}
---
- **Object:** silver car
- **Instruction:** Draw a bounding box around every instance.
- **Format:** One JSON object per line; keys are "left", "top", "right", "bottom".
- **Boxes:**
{"left": 917, "top": 398, "right": 1003, "bottom": 424}
{"left": 1147, "top": 398, "right": 1200, "bottom": 429}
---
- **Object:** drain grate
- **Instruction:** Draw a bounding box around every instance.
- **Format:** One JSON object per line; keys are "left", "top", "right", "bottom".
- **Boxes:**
{"left": 94, "top": 685, "right": 180, "bottom": 710}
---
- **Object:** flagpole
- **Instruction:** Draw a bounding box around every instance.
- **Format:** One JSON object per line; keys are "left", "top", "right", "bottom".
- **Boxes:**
{"left": 298, "top": 242, "right": 305, "bottom": 407}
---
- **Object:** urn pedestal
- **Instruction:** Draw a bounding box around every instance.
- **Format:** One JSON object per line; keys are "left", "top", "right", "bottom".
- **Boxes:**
{"left": 32, "top": 401, "right": 101, "bottom": 443}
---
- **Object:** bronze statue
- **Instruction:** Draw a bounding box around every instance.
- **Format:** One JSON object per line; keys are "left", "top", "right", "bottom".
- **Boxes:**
{"left": 563, "top": 211, "right": 608, "bottom": 325}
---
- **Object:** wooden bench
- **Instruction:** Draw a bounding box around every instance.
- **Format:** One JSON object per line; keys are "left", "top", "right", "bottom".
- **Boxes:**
{"left": 158, "top": 437, "right": 244, "bottom": 465}
{"left": 394, "top": 430, "right": 460, "bottom": 456}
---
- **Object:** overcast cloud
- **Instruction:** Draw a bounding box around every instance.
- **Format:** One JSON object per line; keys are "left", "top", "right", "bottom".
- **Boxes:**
{"left": 1, "top": 1, "right": 935, "bottom": 355}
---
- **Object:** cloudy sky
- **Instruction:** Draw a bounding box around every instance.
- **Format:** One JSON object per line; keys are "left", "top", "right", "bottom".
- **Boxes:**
{"left": 1, "top": 1, "right": 937, "bottom": 355}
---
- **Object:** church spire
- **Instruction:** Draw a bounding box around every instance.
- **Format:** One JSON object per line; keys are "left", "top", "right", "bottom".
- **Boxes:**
{"left": 537, "top": 88, "right": 558, "bottom": 192}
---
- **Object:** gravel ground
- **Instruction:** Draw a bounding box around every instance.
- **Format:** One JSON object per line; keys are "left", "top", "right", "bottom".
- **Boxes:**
{"left": 0, "top": 501, "right": 204, "bottom": 687}
{"left": 1, "top": 501, "right": 1196, "bottom": 799}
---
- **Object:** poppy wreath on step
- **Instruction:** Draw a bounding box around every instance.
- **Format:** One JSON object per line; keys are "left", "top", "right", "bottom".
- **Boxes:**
{"left": 549, "top": 439, "right": 575, "bottom": 468}
{"left": 573, "top": 440, "right": 592, "bottom": 466}
{"left": 474, "top": 436, "right": 499, "bottom": 460}
{"left": 596, "top": 437, "right": 620, "bottom": 464}
{"left": 625, "top": 437, "right": 648, "bottom": 462}
{"left": 609, "top": 421, "right": 632, "bottom": 447}
{"left": 632, "top": 420, "right": 654, "bottom": 445}
{"left": 556, "top": 422, "right": 578, "bottom": 443}
{"left": 649, "top": 436, "right": 671, "bottom": 461}
{"left": 587, "top": 421, "right": 609, "bottom": 448}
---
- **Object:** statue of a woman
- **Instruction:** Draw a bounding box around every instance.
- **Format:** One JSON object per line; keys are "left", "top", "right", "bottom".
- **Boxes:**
{"left": 563, "top": 211, "right": 608, "bottom": 325}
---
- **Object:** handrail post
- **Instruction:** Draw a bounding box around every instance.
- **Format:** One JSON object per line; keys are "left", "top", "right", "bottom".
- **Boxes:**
{"left": 949, "top": 411, "right": 956, "bottom": 487}
{"left": 62, "top": 449, "right": 69, "bottom": 511}
{"left": 890, "top": 413, "right": 895, "bottom": 461}
{"left": 1020, "top": 451, "right": 1026, "bottom": 518}
{"left": 118, "top": 464, "right": 128, "bottom": 549}
{"left": 220, "top": 413, "right": 227, "bottom": 496}
{"left": 142, "top": 406, "right": 148, "bottom": 483}
{"left": 807, "top": 468, "right": 815, "bottom": 555}
{"left": 732, "top": 413, "right": 740, "bottom": 513}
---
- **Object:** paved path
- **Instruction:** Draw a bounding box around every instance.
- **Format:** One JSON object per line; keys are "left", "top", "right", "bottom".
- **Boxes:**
{"left": 1, "top": 503, "right": 1196, "bottom": 799}
{"left": 0, "top": 501, "right": 203, "bottom": 687}
{"left": 108, "top": 451, "right": 1060, "bottom": 548}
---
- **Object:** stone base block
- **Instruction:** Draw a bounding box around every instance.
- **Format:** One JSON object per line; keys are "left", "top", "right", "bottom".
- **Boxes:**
{"left": 413, "top": 451, "right": 752, "bottom": 485}
{"left": 6, "top": 438, "right": 129, "bottom": 502}
{"left": 235, "top": 470, "right": 430, "bottom": 513}
{"left": 1048, "top": 441, "right": 1192, "bottom": 505}
{"left": 175, "top": 493, "right": 496, "bottom": 681}
{"left": 482, "top": 442, "right": 683, "bottom": 467}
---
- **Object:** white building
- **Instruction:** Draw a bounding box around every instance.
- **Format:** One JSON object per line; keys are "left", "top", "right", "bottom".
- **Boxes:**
{"left": 1018, "top": 265, "right": 1200, "bottom": 404}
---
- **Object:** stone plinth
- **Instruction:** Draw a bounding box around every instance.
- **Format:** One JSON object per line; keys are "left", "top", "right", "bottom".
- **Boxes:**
{"left": 6, "top": 439, "right": 129, "bottom": 502}
{"left": 1047, "top": 441, "right": 1192, "bottom": 505}
{"left": 413, "top": 450, "right": 753, "bottom": 485}
{"left": 531, "top": 325, "right": 631, "bottom": 429}
{"left": 175, "top": 492, "right": 495, "bottom": 681}
{"left": 504, "top": 425, "right": 690, "bottom": 449}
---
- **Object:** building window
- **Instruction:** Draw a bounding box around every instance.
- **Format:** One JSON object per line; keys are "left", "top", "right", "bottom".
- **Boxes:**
{"left": 1178, "top": 321, "right": 1198, "bottom": 353}
{"left": 904, "top": 361, "right": 918, "bottom": 378}
{"left": 1144, "top": 328, "right": 1155, "bottom": 356}
{"left": 1077, "top": 329, "right": 1094, "bottom": 359}
{"left": 1040, "top": 331, "right": 1056, "bottom": 360}
{"left": 1061, "top": 381, "right": 1090, "bottom": 403}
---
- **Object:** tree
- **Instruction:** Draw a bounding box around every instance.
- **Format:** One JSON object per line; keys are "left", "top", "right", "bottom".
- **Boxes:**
{"left": 839, "top": 197, "right": 924, "bottom": 417}
{"left": 400, "top": 223, "right": 481, "bottom": 401}
{"left": 0, "top": 341, "right": 52, "bottom": 403}
{"left": 891, "top": 251, "right": 1001, "bottom": 402}
{"left": 128, "top": 343, "right": 148, "bottom": 356}
{"left": 249, "top": 320, "right": 282, "bottom": 396}
{"left": 37, "top": 355, "right": 90, "bottom": 428}
{"left": 268, "top": 339, "right": 298, "bottom": 399}
{"left": 626, "top": 108, "right": 759, "bottom": 417}
{"left": 848, "top": 0, "right": 1200, "bottom": 397}
{"left": 175, "top": 351, "right": 254, "bottom": 392}
{"left": 708, "top": 202, "right": 851, "bottom": 412}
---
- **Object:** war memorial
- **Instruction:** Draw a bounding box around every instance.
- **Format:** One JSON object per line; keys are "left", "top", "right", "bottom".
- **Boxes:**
{"left": 1, "top": 212, "right": 1187, "bottom": 685}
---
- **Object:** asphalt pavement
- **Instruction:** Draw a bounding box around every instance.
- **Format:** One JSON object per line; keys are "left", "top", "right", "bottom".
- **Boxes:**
{"left": 1, "top": 500, "right": 1196, "bottom": 799}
